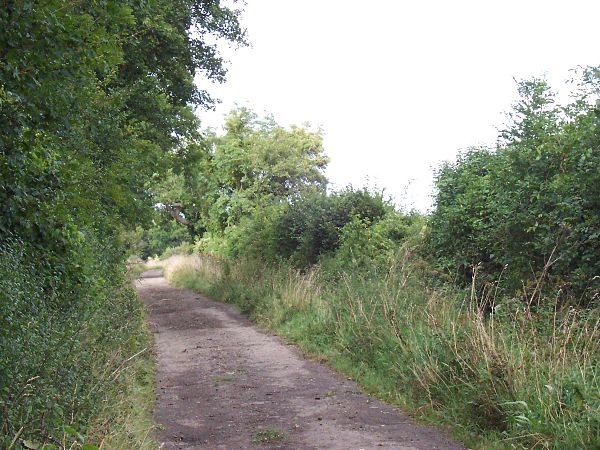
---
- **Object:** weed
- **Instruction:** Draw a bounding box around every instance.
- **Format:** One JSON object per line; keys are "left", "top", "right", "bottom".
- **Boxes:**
{"left": 251, "top": 428, "right": 285, "bottom": 444}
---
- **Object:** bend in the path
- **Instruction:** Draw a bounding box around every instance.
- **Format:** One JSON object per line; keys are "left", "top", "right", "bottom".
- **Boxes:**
{"left": 136, "top": 270, "right": 464, "bottom": 450}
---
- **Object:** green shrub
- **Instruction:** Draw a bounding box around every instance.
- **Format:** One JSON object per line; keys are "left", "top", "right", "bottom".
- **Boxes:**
{"left": 330, "top": 212, "right": 424, "bottom": 272}
{"left": 429, "top": 74, "right": 600, "bottom": 304}
{"left": 0, "top": 237, "right": 153, "bottom": 448}
{"left": 270, "top": 187, "right": 390, "bottom": 267}
{"left": 161, "top": 241, "right": 194, "bottom": 259}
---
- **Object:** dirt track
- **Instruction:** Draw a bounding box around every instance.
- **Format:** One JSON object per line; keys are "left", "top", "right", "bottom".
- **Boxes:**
{"left": 136, "top": 269, "right": 464, "bottom": 450}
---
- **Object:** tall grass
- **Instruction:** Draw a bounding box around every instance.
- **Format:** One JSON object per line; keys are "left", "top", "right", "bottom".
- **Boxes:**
{"left": 164, "top": 253, "right": 599, "bottom": 449}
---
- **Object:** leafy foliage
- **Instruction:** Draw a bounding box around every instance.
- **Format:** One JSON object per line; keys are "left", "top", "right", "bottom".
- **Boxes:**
{"left": 153, "top": 107, "right": 329, "bottom": 237}
{"left": 429, "top": 72, "right": 600, "bottom": 304}
{"left": 124, "top": 221, "right": 191, "bottom": 260}
{"left": 0, "top": 0, "right": 245, "bottom": 446}
{"left": 0, "top": 237, "right": 150, "bottom": 449}
{"left": 269, "top": 188, "right": 390, "bottom": 267}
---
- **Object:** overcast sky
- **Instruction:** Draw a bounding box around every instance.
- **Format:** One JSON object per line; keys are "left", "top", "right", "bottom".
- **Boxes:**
{"left": 196, "top": 0, "right": 600, "bottom": 211}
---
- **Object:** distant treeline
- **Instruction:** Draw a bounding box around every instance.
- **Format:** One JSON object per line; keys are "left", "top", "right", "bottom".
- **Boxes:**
{"left": 140, "top": 72, "right": 600, "bottom": 307}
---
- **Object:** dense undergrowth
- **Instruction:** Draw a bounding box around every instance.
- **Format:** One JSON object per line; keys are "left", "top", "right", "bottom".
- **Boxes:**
{"left": 0, "top": 238, "right": 156, "bottom": 449}
{"left": 163, "top": 251, "right": 599, "bottom": 449}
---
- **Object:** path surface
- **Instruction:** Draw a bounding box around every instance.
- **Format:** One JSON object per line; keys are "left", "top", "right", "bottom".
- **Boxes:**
{"left": 136, "top": 270, "right": 464, "bottom": 450}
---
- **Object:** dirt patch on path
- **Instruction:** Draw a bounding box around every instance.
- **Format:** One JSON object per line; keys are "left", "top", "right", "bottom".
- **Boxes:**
{"left": 136, "top": 270, "right": 464, "bottom": 450}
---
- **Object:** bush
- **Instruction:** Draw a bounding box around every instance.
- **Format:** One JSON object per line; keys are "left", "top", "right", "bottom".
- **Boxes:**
{"left": 330, "top": 212, "right": 425, "bottom": 272}
{"left": 429, "top": 75, "right": 600, "bottom": 304}
{"left": 270, "top": 187, "right": 390, "bottom": 267}
{"left": 0, "top": 237, "right": 152, "bottom": 448}
{"left": 161, "top": 241, "right": 194, "bottom": 259}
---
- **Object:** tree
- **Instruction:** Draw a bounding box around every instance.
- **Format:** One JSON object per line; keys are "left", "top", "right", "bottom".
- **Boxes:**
{"left": 158, "top": 107, "right": 329, "bottom": 235}
{"left": 0, "top": 0, "right": 246, "bottom": 248}
{"left": 0, "top": 0, "right": 246, "bottom": 445}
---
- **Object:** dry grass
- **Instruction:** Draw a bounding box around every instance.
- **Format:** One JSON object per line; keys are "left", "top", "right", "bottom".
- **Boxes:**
{"left": 158, "top": 254, "right": 222, "bottom": 282}
{"left": 165, "top": 251, "right": 600, "bottom": 449}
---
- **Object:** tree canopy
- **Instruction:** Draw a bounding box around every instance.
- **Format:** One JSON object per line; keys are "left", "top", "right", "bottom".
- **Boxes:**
{"left": 1, "top": 0, "right": 245, "bottom": 245}
{"left": 0, "top": 1, "right": 246, "bottom": 446}
{"left": 154, "top": 107, "right": 329, "bottom": 238}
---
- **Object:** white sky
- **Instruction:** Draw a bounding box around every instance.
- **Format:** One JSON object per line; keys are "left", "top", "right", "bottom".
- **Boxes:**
{"left": 196, "top": 0, "right": 600, "bottom": 212}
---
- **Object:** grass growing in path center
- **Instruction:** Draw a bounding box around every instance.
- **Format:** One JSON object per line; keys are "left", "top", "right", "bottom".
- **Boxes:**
{"left": 251, "top": 428, "right": 285, "bottom": 444}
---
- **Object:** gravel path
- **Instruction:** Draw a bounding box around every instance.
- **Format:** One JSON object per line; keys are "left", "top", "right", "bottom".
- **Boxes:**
{"left": 136, "top": 269, "right": 464, "bottom": 450}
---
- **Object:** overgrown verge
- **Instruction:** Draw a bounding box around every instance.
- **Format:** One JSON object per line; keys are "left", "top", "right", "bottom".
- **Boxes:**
{"left": 0, "top": 239, "right": 156, "bottom": 449}
{"left": 163, "top": 252, "right": 599, "bottom": 450}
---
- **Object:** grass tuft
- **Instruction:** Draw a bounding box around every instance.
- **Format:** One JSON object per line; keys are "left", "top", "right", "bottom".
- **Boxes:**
{"left": 251, "top": 428, "right": 285, "bottom": 444}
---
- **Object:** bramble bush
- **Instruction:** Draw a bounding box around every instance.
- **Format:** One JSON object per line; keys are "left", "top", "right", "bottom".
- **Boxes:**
{"left": 429, "top": 73, "right": 600, "bottom": 305}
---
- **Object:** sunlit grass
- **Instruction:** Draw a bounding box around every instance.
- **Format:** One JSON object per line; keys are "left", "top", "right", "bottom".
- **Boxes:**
{"left": 85, "top": 297, "right": 158, "bottom": 449}
{"left": 164, "top": 253, "right": 600, "bottom": 449}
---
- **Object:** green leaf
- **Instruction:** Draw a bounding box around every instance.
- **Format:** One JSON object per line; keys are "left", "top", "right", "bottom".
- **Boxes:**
{"left": 63, "top": 425, "right": 84, "bottom": 442}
